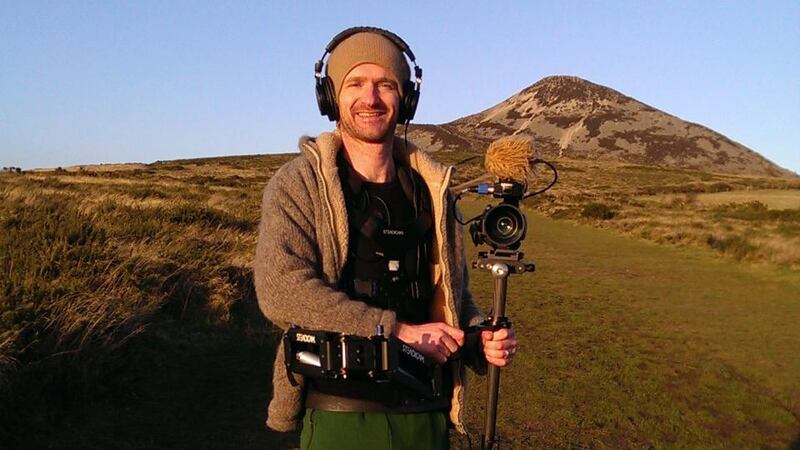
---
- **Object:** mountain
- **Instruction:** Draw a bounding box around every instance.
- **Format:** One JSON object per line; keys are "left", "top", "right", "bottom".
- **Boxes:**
{"left": 406, "top": 76, "right": 794, "bottom": 178}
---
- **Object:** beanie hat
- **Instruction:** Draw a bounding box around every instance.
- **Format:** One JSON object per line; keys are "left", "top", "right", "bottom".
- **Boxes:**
{"left": 326, "top": 32, "right": 410, "bottom": 99}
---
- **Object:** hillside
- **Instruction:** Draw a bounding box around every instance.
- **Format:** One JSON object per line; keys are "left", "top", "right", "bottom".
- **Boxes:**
{"left": 1, "top": 150, "right": 799, "bottom": 448}
{"left": 405, "top": 76, "right": 794, "bottom": 178}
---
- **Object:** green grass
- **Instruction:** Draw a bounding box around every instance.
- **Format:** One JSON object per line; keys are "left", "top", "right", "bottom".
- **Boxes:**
{"left": 459, "top": 200, "right": 800, "bottom": 449}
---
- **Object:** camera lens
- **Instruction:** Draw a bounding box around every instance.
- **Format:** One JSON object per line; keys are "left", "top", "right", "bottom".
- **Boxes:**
{"left": 482, "top": 203, "right": 527, "bottom": 249}
{"left": 497, "top": 217, "right": 515, "bottom": 236}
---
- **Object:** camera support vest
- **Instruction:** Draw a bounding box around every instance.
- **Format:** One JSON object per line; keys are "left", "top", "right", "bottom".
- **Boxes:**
{"left": 337, "top": 152, "right": 434, "bottom": 324}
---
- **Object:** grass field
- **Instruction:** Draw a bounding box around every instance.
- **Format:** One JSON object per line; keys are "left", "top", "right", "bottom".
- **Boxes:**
{"left": 1, "top": 156, "right": 798, "bottom": 449}
{"left": 518, "top": 160, "right": 800, "bottom": 268}
{"left": 692, "top": 189, "right": 800, "bottom": 209}
{"left": 459, "top": 200, "right": 800, "bottom": 449}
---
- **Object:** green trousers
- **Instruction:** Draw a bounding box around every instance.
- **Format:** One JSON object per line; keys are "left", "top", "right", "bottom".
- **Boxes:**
{"left": 300, "top": 408, "right": 450, "bottom": 450}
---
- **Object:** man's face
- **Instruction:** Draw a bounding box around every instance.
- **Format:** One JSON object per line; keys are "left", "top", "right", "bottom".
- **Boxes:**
{"left": 337, "top": 63, "right": 401, "bottom": 144}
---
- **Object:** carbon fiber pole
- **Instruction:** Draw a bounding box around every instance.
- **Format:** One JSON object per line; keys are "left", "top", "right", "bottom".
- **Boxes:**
{"left": 482, "top": 263, "right": 510, "bottom": 450}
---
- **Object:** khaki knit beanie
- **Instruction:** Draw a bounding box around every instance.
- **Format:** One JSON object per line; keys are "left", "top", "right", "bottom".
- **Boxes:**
{"left": 327, "top": 32, "right": 410, "bottom": 99}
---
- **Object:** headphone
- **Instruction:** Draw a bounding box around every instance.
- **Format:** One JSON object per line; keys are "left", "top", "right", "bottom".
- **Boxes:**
{"left": 315, "top": 26, "right": 423, "bottom": 123}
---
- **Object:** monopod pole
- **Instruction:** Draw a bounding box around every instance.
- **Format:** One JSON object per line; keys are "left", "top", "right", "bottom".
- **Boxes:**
{"left": 482, "top": 263, "right": 510, "bottom": 450}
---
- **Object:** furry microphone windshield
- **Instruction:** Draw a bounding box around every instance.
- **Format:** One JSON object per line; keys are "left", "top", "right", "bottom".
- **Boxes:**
{"left": 484, "top": 137, "right": 536, "bottom": 182}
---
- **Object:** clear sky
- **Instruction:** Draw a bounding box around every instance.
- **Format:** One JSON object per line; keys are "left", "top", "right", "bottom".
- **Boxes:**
{"left": 2, "top": 1, "right": 798, "bottom": 173}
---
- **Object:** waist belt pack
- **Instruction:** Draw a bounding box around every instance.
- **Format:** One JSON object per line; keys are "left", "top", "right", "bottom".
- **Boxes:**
{"left": 283, "top": 325, "right": 443, "bottom": 400}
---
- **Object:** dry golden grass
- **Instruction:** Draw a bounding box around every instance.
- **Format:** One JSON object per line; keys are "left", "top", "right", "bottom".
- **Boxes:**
{"left": 751, "top": 235, "right": 800, "bottom": 266}
{"left": 506, "top": 158, "right": 800, "bottom": 268}
{"left": 30, "top": 163, "right": 149, "bottom": 173}
{"left": 693, "top": 189, "right": 800, "bottom": 209}
{"left": 0, "top": 157, "right": 284, "bottom": 440}
{"left": 1, "top": 152, "right": 798, "bottom": 448}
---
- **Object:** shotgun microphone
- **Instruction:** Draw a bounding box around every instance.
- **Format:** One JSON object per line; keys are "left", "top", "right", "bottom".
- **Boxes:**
{"left": 464, "top": 136, "right": 556, "bottom": 200}
{"left": 484, "top": 137, "right": 536, "bottom": 183}
{"left": 467, "top": 137, "right": 537, "bottom": 198}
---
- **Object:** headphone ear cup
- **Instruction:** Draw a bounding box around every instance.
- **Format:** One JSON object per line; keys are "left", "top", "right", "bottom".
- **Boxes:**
{"left": 398, "top": 80, "right": 419, "bottom": 123}
{"left": 316, "top": 76, "right": 339, "bottom": 121}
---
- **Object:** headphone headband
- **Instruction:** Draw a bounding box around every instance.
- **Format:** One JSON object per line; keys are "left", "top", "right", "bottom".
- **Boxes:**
{"left": 315, "top": 26, "right": 422, "bottom": 123}
{"left": 324, "top": 26, "right": 416, "bottom": 62}
{"left": 315, "top": 26, "right": 421, "bottom": 80}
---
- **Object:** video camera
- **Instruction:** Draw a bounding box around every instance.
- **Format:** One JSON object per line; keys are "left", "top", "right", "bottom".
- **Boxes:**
{"left": 466, "top": 180, "right": 528, "bottom": 250}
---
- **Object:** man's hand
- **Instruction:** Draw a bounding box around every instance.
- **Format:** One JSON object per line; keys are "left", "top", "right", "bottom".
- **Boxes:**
{"left": 481, "top": 327, "right": 517, "bottom": 367}
{"left": 393, "top": 322, "right": 465, "bottom": 364}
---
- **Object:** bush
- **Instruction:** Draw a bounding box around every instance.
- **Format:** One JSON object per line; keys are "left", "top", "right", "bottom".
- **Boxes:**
{"left": 705, "top": 182, "right": 733, "bottom": 193}
{"left": 119, "top": 185, "right": 169, "bottom": 200}
{"left": 713, "top": 202, "right": 800, "bottom": 222}
{"left": 706, "top": 234, "right": 756, "bottom": 260}
{"left": 166, "top": 204, "right": 255, "bottom": 231}
{"left": 550, "top": 207, "right": 580, "bottom": 220}
{"left": 582, "top": 202, "right": 616, "bottom": 220}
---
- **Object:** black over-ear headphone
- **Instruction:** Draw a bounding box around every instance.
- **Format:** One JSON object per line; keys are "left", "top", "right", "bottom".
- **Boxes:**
{"left": 315, "top": 26, "right": 423, "bottom": 123}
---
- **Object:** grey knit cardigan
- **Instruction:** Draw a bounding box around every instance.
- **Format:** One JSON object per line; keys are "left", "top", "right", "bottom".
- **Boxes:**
{"left": 254, "top": 130, "right": 484, "bottom": 433}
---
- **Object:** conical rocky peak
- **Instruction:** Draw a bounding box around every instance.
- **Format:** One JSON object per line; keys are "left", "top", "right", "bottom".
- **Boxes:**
{"left": 519, "top": 75, "right": 634, "bottom": 107}
{"left": 403, "top": 76, "right": 794, "bottom": 178}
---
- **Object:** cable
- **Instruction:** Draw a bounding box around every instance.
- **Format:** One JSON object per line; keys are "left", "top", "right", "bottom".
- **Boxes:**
{"left": 403, "top": 120, "right": 410, "bottom": 156}
{"left": 454, "top": 154, "right": 482, "bottom": 167}
{"left": 453, "top": 189, "right": 485, "bottom": 226}
{"left": 523, "top": 159, "right": 558, "bottom": 199}
{"left": 453, "top": 158, "right": 556, "bottom": 227}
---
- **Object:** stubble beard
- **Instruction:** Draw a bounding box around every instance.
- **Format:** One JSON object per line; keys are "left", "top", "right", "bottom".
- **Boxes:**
{"left": 339, "top": 109, "right": 397, "bottom": 144}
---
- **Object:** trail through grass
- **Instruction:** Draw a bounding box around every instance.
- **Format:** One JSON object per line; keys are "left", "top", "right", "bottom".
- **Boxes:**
{"left": 460, "top": 201, "right": 800, "bottom": 449}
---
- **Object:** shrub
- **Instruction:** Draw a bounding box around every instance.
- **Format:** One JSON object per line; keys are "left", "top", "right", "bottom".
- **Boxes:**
{"left": 582, "top": 202, "right": 616, "bottom": 220}
{"left": 706, "top": 234, "right": 756, "bottom": 260}
{"left": 705, "top": 182, "right": 733, "bottom": 193}
{"left": 713, "top": 202, "right": 800, "bottom": 223}
{"left": 166, "top": 204, "right": 255, "bottom": 231}
{"left": 186, "top": 175, "right": 250, "bottom": 188}
{"left": 119, "top": 185, "right": 169, "bottom": 200}
{"left": 551, "top": 207, "right": 580, "bottom": 220}
{"left": 33, "top": 177, "right": 71, "bottom": 190}
{"left": 769, "top": 208, "right": 800, "bottom": 222}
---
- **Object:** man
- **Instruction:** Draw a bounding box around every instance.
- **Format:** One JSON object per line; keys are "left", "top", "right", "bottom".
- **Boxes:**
{"left": 254, "top": 27, "right": 517, "bottom": 449}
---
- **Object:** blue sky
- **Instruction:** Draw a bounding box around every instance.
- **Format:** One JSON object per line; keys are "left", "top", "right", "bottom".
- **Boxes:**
{"left": 1, "top": 1, "right": 798, "bottom": 173}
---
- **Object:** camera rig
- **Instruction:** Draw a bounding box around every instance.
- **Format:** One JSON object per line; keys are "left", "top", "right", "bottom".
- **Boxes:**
{"left": 458, "top": 158, "right": 558, "bottom": 251}
{"left": 455, "top": 158, "right": 558, "bottom": 450}
{"left": 283, "top": 324, "right": 443, "bottom": 400}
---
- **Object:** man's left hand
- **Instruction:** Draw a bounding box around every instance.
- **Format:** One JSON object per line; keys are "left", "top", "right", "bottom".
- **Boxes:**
{"left": 480, "top": 327, "right": 517, "bottom": 367}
